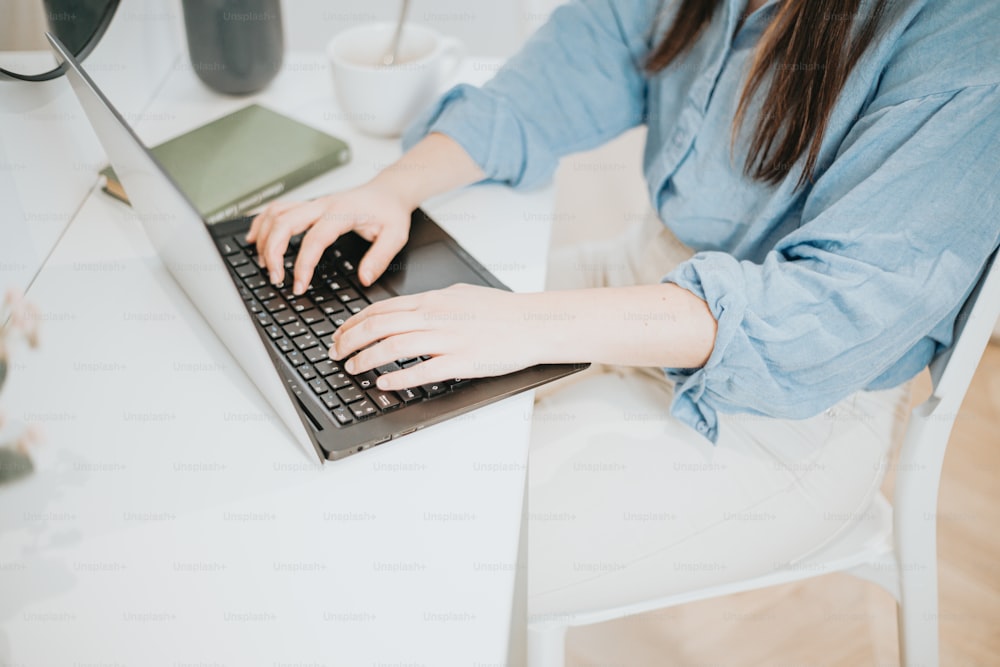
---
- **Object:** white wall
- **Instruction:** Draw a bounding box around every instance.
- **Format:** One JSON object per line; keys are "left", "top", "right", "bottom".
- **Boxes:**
{"left": 279, "top": 0, "right": 529, "bottom": 57}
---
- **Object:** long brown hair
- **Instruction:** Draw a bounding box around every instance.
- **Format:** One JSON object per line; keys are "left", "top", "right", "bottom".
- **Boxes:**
{"left": 647, "top": 0, "right": 887, "bottom": 188}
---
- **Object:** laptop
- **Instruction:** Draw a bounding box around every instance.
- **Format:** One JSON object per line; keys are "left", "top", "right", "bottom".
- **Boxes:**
{"left": 48, "top": 34, "right": 586, "bottom": 463}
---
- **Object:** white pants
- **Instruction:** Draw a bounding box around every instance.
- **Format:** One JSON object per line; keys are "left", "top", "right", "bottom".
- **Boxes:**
{"left": 528, "top": 212, "right": 911, "bottom": 618}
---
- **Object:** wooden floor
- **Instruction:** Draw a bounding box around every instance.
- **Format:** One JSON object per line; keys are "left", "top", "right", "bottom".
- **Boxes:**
{"left": 548, "top": 130, "right": 1000, "bottom": 666}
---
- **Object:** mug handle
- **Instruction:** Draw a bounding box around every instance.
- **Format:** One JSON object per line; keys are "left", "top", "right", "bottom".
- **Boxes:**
{"left": 438, "top": 36, "right": 467, "bottom": 87}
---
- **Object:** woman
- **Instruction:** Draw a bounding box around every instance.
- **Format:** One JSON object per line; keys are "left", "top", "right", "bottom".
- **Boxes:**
{"left": 249, "top": 0, "right": 999, "bottom": 641}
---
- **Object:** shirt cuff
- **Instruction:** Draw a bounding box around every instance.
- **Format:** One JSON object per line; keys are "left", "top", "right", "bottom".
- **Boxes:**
{"left": 660, "top": 253, "right": 749, "bottom": 444}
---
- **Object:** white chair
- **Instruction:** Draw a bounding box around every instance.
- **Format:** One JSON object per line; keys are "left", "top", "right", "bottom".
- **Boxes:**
{"left": 527, "top": 248, "right": 1000, "bottom": 667}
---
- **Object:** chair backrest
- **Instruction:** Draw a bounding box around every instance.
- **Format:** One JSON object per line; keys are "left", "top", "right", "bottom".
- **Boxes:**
{"left": 893, "top": 247, "right": 1000, "bottom": 530}
{"left": 927, "top": 249, "right": 1000, "bottom": 411}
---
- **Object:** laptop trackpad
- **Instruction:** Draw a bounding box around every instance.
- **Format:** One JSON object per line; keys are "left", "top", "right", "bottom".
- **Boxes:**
{"left": 380, "top": 242, "right": 490, "bottom": 296}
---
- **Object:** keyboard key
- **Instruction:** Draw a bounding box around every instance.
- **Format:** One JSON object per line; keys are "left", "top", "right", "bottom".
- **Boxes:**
{"left": 263, "top": 298, "right": 287, "bottom": 313}
{"left": 244, "top": 275, "right": 266, "bottom": 289}
{"left": 282, "top": 321, "right": 308, "bottom": 338}
{"left": 255, "top": 312, "right": 272, "bottom": 327}
{"left": 332, "top": 406, "right": 354, "bottom": 425}
{"left": 321, "top": 301, "right": 346, "bottom": 316}
{"left": 400, "top": 358, "right": 421, "bottom": 369}
{"left": 367, "top": 389, "right": 400, "bottom": 410}
{"left": 311, "top": 289, "right": 334, "bottom": 303}
{"left": 311, "top": 320, "right": 335, "bottom": 338}
{"left": 396, "top": 387, "right": 423, "bottom": 403}
{"left": 339, "top": 258, "right": 356, "bottom": 275}
{"left": 305, "top": 346, "right": 329, "bottom": 364}
{"left": 288, "top": 296, "right": 314, "bottom": 313}
{"left": 226, "top": 251, "right": 250, "bottom": 268}
{"left": 218, "top": 238, "right": 239, "bottom": 255}
{"left": 374, "top": 362, "right": 401, "bottom": 376}
{"left": 297, "top": 364, "right": 316, "bottom": 381}
{"left": 294, "top": 333, "right": 319, "bottom": 351}
{"left": 327, "top": 372, "right": 352, "bottom": 390}
{"left": 345, "top": 300, "right": 366, "bottom": 314}
{"left": 421, "top": 382, "right": 447, "bottom": 397}
{"left": 286, "top": 350, "right": 305, "bottom": 367}
{"left": 313, "top": 360, "right": 339, "bottom": 376}
{"left": 238, "top": 285, "right": 253, "bottom": 301}
{"left": 274, "top": 310, "right": 298, "bottom": 325}
{"left": 337, "top": 288, "right": 360, "bottom": 303}
{"left": 265, "top": 324, "right": 282, "bottom": 340}
{"left": 248, "top": 301, "right": 262, "bottom": 314}
{"left": 331, "top": 315, "right": 348, "bottom": 328}
{"left": 253, "top": 286, "right": 278, "bottom": 301}
{"left": 275, "top": 338, "right": 294, "bottom": 353}
{"left": 308, "top": 378, "right": 328, "bottom": 395}
{"left": 337, "top": 385, "right": 364, "bottom": 404}
{"left": 449, "top": 378, "right": 471, "bottom": 389}
{"left": 234, "top": 234, "right": 253, "bottom": 250}
{"left": 321, "top": 392, "right": 339, "bottom": 411}
{"left": 236, "top": 263, "right": 259, "bottom": 279}
{"left": 349, "top": 399, "right": 377, "bottom": 419}
{"left": 355, "top": 371, "right": 379, "bottom": 390}
{"left": 300, "top": 308, "right": 324, "bottom": 325}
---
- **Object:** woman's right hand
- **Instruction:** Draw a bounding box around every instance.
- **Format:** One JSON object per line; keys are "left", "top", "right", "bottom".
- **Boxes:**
{"left": 246, "top": 179, "right": 414, "bottom": 294}
{"left": 247, "top": 132, "right": 487, "bottom": 295}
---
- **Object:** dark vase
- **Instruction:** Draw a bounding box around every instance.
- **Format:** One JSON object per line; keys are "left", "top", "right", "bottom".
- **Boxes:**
{"left": 181, "top": 0, "right": 284, "bottom": 95}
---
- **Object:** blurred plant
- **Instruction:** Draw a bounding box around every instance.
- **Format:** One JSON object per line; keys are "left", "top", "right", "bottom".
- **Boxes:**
{"left": 0, "top": 289, "right": 41, "bottom": 485}
{"left": 1, "top": 288, "right": 40, "bottom": 367}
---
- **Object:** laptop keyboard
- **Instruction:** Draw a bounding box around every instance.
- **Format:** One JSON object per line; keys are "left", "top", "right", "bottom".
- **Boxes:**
{"left": 218, "top": 233, "right": 468, "bottom": 426}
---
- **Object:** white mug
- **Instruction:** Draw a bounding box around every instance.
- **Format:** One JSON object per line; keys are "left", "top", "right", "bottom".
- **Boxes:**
{"left": 327, "top": 23, "right": 465, "bottom": 138}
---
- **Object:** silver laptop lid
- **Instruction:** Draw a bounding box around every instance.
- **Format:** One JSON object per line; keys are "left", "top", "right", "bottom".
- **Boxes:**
{"left": 46, "top": 33, "right": 318, "bottom": 462}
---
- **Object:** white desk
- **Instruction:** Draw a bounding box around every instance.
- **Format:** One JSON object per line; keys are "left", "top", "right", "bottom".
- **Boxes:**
{"left": 0, "top": 53, "right": 550, "bottom": 666}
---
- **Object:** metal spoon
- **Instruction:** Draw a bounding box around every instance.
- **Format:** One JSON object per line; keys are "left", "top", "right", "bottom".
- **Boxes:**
{"left": 381, "top": 0, "right": 411, "bottom": 66}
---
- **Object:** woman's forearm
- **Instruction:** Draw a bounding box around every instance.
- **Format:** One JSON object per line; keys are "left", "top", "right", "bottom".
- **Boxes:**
{"left": 526, "top": 284, "right": 718, "bottom": 369}
{"left": 331, "top": 281, "right": 717, "bottom": 388}
{"left": 372, "top": 132, "right": 486, "bottom": 209}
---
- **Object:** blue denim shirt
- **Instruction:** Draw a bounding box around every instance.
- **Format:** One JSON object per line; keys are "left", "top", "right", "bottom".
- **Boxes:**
{"left": 403, "top": 0, "right": 1000, "bottom": 442}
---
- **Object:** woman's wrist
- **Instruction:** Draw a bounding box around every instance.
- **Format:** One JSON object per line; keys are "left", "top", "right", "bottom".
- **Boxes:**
{"left": 370, "top": 132, "right": 486, "bottom": 211}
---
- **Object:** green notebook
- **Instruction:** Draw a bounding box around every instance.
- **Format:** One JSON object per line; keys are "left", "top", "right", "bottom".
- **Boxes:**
{"left": 100, "top": 104, "right": 351, "bottom": 224}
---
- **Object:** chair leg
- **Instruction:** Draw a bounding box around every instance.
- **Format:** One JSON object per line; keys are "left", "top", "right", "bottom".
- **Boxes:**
{"left": 527, "top": 624, "right": 567, "bottom": 667}
{"left": 896, "top": 512, "right": 940, "bottom": 666}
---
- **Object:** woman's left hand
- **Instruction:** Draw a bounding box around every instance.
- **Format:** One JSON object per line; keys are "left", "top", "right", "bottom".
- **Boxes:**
{"left": 330, "top": 284, "right": 547, "bottom": 391}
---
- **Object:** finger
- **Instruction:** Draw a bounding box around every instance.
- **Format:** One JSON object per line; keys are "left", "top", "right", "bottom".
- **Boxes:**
{"left": 249, "top": 200, "right": 295, "bottom": 248}
{"left": 357, "top": 226, "right": 408, "bottom": 286}
{"left": 331, "top": 311, "right": 428, "bottom": 362}
{"left": 262, "top": 200, "right": 329, "bottom": 285}
{"left": 330, "top": 294, "right": 426, "bottom": 350}
{"left": 341, "top": 332, "right": 450, "bottom": 376}
{"left": 292, "top": 214, "right": 360, "bottom": 295}
{"left": 246, "top": 212, "right": 263, "bottom": 243}
{"left": 374, "top": 355, "right": 460, "bottom": 392}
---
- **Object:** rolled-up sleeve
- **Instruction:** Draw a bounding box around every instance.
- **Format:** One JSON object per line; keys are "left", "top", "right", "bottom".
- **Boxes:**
{"left": 401, "top": 0, "right": 655, "bottom": 188}
{"left": 662, "top": 84, "right": 1000, "bottom": 442}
